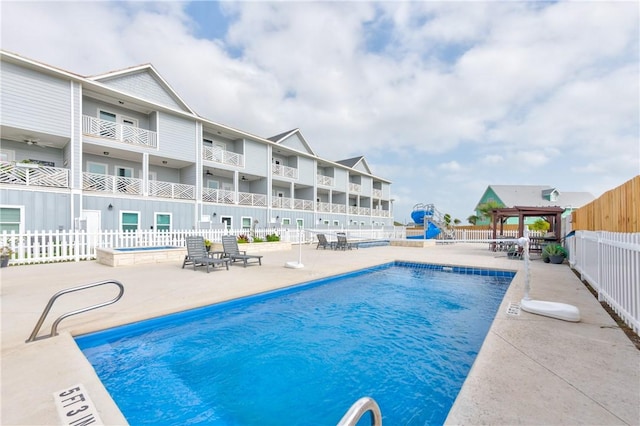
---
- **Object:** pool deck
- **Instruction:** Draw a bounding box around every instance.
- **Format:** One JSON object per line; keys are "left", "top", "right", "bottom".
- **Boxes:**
{"left": 1, "top": 243, "right": 638, "bottom": 425}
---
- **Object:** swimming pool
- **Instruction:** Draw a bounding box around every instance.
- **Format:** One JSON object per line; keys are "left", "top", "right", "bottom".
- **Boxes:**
{"left": 76, "top": 262, "right": 514, "bottom": 425}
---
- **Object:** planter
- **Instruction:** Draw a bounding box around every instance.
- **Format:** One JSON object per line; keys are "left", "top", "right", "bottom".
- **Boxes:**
{"left": 1, "top": 256, "right": 9, "bottom": 268}
{"left": 549, "top": 255, "right": 565, "bottom": 264}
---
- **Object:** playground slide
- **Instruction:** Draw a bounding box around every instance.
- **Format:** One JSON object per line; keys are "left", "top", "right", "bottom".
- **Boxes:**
{"left": 409, "top": 208, "right": 441, "bottom": 239}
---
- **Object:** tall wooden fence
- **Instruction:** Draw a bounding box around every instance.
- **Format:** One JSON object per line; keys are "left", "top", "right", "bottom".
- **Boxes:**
{"left": 572, "top": 175, "right": 639, "bottom": 232}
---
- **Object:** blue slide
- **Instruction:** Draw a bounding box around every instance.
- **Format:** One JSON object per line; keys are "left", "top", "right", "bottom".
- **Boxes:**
{"left": 409, "top": 208, "right": 441, "bottom": 239}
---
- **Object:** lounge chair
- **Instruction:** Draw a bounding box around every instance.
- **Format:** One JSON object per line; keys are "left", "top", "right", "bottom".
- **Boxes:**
{"left": 182, "top": 236, "right": 229, "bottom": 272}
{"left": 316, "top": 233, "right": 333, "bottom": 250}
{"left": 334, "top": 233, "right": 358, "bottom": 250}
{"left": 221, "top": 235, "right": 263, "bottom": 267}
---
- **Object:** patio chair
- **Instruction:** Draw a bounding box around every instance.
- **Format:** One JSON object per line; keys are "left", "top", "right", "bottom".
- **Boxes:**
{"left": 334, "top": 233, "right": 358, "bottom": 250}
{"left": 316, "top": 233, "right": 333, "bottom": 250}
{"left": 221, "top": 235, "right": 263, "bottom": 267}
{"left": 182, "top": 236, "right": 229, "bottom": 272}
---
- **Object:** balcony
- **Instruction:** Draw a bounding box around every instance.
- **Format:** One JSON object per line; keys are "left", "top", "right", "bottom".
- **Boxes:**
{"left": 238, "top": 192, "right": 267, "bottom": 207}
{"left": 83, "top": 173, "right": 194, "bottom": 199}
{"left": 0, "top": 161, "right": 69, "bottom": 188}
{"left": 83, "top": 172, "right": 143, "bottom": 195}
{"left": 317, "top": 202, "right": 346, "bottom": 214}
{"left": 203, "top": 146, "right": 244, "bottom": 167}
{"left": 317, "top": 174, "right": 334, "bottom": 186}
{"left": 273, "top": 164, "right": 298, "bottom": 179}
{"left": 273, "top": 197, "right": 314, "bottom": 211}
{"left": 373, "top": 189, "right": 382, "bottom": 198}
{"left": 349, "top": 206, "right": 370, "bottom": 215}
{"left": 148, "top": 181, "right": 195, "bottom": 200}
{"left": 203, "top": 188, "right": 235, "bottom": 204}
{"left": 349, "top": 182, "right": 361, "bottom": 193}
{"left": 82, "top": 115, "right": 158, "bottom": 148}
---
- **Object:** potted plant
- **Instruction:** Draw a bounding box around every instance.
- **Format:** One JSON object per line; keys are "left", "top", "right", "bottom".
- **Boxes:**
{"left": 1, "top": 246, "right": 14, "bottom": 268}
{"left": 542, "top": 243, "right": 567, "bottom": 264}
{"left": 204, "top": 239, "right": 212, "bottom": 252}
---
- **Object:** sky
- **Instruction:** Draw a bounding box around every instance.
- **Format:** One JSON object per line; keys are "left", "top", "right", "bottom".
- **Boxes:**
{"left": 2, "top": 1, "right": 639, "bottom": 224}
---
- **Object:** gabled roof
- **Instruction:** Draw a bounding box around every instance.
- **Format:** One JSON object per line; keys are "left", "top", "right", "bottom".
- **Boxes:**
{"left": 335, "top": 156, "right": 373, "bottom": 174}
{"left": 480, "top": 185, "right": 594, "bottom": 210}
{"left": 267, "top": 128, "right": 316, "bottom": 156}
{"left": 88, "top": 64, "right": 196, "bottom": 114}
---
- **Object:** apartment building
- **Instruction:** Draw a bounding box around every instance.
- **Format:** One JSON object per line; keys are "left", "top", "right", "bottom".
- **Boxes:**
{"left": 0, "top": 51, "right": 393, "bottom": 234}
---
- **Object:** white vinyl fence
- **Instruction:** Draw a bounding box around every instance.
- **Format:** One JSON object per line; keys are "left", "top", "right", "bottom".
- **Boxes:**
{"left": 0, "top": 226, "right": 406, "bottom": 266}
{"left": 569, "top": 231, "right": 640, "bottom": 333}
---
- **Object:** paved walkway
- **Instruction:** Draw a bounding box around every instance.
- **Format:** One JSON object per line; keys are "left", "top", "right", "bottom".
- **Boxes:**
{"left": 1, "top": 243, "right": 638, "bottom": 425}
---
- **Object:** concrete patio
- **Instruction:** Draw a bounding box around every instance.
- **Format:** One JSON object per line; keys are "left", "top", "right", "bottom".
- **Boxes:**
{"left": 1, "top": 243, "right": 638, "bottom": 425}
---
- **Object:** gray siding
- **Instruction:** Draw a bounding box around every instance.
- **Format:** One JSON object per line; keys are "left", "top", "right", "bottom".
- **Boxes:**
{"left": 297, "top": 156, "right": 315, "bottom": 185}
{"left": 158, "top": 113, "right": 196, "bottom": 161}
{"left": 279, "top": 134, "right": 310, "bottom": 154}
{"left": 83, "top": 196, "right": 195, "bottom": 230}
{"left": 1, "top": 62, "right": 71, "bottom": 137}
{"left": 0, "top": 189, "right": 71, "bottom": 230}
{"left": 243, "top": 140, "right": 268, "bottom": 175}
{"left": 98, "top": 71, "right": 188, "bottom": 112}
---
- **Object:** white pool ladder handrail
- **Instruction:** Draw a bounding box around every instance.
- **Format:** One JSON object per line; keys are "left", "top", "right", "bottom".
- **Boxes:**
{"left": 26, "top": 279, "right": 125, "bottom": 343}
{"left": 337, "top": 397, "right": 382, "bottom": 426}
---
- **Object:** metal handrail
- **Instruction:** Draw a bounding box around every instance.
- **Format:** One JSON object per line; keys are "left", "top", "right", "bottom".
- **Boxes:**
{"left": 337, "top": 397, "right": 382, "bottom": 426}
{"left": 26, "top": 280, "right": 125, "bottom": 343}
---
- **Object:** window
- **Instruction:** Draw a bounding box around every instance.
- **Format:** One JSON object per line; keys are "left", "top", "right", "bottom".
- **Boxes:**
{"left": 333, "top": 220, "right": 339, "bottom": 226}
{"left": 282, "top": 218, "right": 291, "bottom": 225}
{"left": 155, "top": 213, "right": 171, "bottom": 232}
{"left": 296, "top": 219, "right": 304, "bottom": 228}
{"left": 323, "top": 220, "right": 329, "bottom": 225}
{"left": 0, "top": 206, "right": 23, "bottom": 233}
{"left": 115, "top": 166, "right": 133, "bottom": 178}
{"left": 241, "top": 217, "right": 252, "bottom": 230}
{"left": 207, "top": 180, "right": 219, "bottom": 189}
{"left": 121, "top": 211, "right": 139, "bottom": 232}
{"left": 87, "top": 162, "right": 107, "bottom": 175}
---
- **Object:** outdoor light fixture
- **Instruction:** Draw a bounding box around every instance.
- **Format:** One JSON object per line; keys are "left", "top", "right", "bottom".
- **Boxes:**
{"left": 103, "top": 151, "right": 109, "bottom": 155}
{"left": 213, "top": 212, "right": 217, "bottom": 217}
{"left": 162, "top": 160, "right": 168, "bottom": 164}
{"left": 108, "top": 204, "right": 113, "bottom": 211}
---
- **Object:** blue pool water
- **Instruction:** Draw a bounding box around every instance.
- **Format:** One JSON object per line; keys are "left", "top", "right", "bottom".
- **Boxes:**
{"left": 76, "top": 262, "right": 513, "bottom": 425}
{"left": 114, "top": 246, "right": 179, "bottom": 252}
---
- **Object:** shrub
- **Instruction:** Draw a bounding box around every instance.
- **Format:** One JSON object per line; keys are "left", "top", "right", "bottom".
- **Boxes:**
{"left": 237, "top": 234, "right": 250, "bottom": 243}
{"left": 542, "top": 243, "right": 567, "bottom": 258}
{"left": 266, "top": 233, "right": 280, "bottom": 242}
{"left": 252, "top": 237, "right": 264, "bottom": 243}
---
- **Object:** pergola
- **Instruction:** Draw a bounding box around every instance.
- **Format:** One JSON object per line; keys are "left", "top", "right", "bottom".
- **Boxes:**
{"left": 490, "top": 205, "right": 564, "bottom": 244}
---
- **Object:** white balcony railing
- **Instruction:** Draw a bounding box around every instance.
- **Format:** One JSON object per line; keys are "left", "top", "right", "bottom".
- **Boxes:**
{"left": 349, "top": 182, "right": 361, "bottom": 193}
{"left": 317, "top": 174, "right": 334, "bottom": 186}
{"left": 0, "top": 161, "right": 69, "bottom": 188}
{"left": 83, "top": 172, "right": 143, "bottom": 195}
{"left": 317, "top": 202, "right": 331, "bottom": 213}
{"left": 203, "top": 146, "right": 244, "bottom": 167}
{"left": 83, "top": 115, "right": 158, "bottom": 148}
{"left": 373, "top": 189, "right": 382, "bottom": 198}
{"left": 238, "top": 192, "right": 267, "bottom": 207}
{"left": 273, "top": 164, "right": 298, "bottom": 179}
{"left": 203, "top": 188, "right": 235, "bottom": 204}
{"left": 332, "top": 204, "right": 347, "bottom": 214}
{"left": 148, "top": 181, "right": 195, "bottom": 200}
{"left": 294, "top": 199, "right": 314, "bottom": 211}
